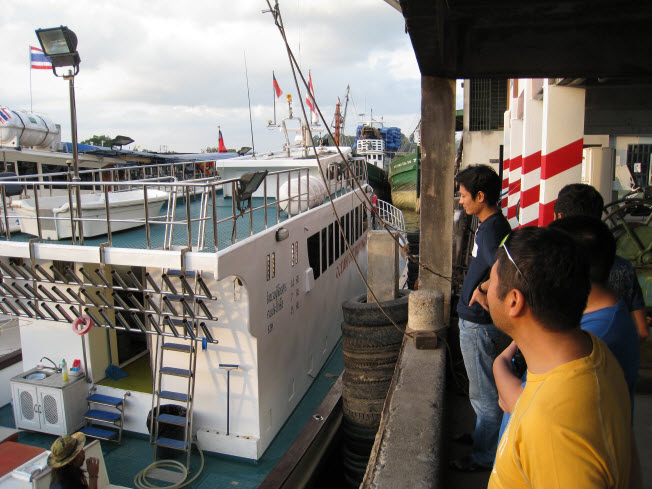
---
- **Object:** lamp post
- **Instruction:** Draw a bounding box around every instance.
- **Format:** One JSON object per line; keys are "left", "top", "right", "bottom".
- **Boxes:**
{"left": 35, "top": 26, "right": 83, "bottom": 242}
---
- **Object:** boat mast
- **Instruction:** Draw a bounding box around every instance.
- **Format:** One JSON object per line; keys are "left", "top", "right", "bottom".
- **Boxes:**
{"left": 334, "top": 100, "right": 341, "bottom": 146}
{"left": 333, "top": 85, "right": 350, "bottom": 146}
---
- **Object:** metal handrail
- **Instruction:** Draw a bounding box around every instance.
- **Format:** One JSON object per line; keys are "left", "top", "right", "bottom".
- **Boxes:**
{"left": 374, "top": 198, "right": 406, "bottom": 234}
{"left": 0, "top": 159, "right": 368, "bottom": 251}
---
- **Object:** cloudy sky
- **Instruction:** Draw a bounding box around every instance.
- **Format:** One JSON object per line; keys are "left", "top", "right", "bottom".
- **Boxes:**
{"left": 3, "top": 0, "right": 459, "bottom": 154}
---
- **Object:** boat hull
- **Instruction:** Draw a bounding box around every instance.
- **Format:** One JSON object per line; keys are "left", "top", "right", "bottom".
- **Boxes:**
{"left": 366, "top": 163, "right": 391, "bottom": 202}
{"left": 388, "top": 152, "right": 420, "bottom": 212}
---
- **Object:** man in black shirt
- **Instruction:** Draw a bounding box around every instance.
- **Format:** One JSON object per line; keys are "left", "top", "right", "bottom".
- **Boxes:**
{"left": 451, "top": 164, "right": 511, "bottom": 472}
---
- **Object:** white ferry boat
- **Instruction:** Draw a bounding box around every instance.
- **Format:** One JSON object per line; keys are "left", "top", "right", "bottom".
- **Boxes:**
{"left": 0, "top": 117, "right": 373, "bottom": 463}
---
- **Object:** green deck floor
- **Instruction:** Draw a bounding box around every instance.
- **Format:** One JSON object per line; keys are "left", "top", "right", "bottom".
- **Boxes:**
{"left": 0, "top": 341, "right": 343, "bottom": 488}
{"left": 97, "top": 354, "right": 153, "bottom": 394}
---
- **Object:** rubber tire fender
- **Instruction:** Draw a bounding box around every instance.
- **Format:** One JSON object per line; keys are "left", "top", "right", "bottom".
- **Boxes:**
{"left": 342, "top": 290, "right": 411, "bottom": 326}
{"left": 341, "top": 321, "right": 405, "bottom": 348}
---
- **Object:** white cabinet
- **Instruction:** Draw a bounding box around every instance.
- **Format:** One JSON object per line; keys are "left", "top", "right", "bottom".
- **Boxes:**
{"left": 11, "top": 376, "right": 87, "bottom": 436}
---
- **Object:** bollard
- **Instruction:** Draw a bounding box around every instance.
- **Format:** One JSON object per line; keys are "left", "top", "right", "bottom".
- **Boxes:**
{"left": 406, "top": 290, "right": 445, "bottom": 349}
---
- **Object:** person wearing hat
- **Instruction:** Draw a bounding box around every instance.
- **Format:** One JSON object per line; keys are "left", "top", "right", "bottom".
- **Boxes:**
{"left": 47, "top": 432, "right": 99, "bottom": 489}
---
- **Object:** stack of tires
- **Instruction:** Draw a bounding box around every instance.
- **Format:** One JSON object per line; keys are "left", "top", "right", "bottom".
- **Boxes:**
{"left": 340, "top": 290, "right": 410, "bottom": 487}
{"left": 406, "top": 230, "right": 420, "bottom": 290}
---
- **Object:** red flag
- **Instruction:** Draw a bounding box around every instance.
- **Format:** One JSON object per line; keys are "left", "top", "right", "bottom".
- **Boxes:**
{"left": 218, "top": 130, "right": 227, "bottom": 153}
{"left": 273, "top": 73, "right": 283, "bottom": 99}
{"left": 305, "top": 71, "right": 317, "bottom": 115}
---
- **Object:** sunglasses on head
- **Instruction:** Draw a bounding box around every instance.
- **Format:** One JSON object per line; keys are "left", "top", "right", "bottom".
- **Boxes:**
{"left": 499, "top": 234, "right": 529, "bottom": 286}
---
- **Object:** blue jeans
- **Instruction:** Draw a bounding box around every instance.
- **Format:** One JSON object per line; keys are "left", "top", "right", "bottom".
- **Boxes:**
{"left": 459, "top": 318, "right": 509, "bottom": 466}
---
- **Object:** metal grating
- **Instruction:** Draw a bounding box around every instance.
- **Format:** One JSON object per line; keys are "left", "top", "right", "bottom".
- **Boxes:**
{"left": 20, "top": 391, "right": 34, "bottom": 420}
{"left": 469, "top": 79, "right": 507, "bottom": 131}
{"left": 43, "top": 394, "right": 58, "bottom": 425}
{"left": 626, "top": 144, "right": 652, "bottom": 188}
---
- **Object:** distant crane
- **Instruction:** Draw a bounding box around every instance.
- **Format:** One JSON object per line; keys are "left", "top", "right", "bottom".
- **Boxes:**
{"left": 333, "top": 85, "right": 350, "bottom": 146}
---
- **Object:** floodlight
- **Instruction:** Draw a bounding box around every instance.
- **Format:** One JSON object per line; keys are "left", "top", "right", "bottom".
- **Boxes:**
{"left": 235, "top": 171, "right": 268, "bottom": 204}
{"left": 35, "top": 26, "right": 81, "bottom": 73}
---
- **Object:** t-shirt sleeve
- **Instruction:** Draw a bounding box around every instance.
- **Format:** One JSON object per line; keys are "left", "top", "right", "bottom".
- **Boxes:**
{"left": 609, "top": 258, "right": 645, "bottom": 311}
{"left": 630, "top": 272, "right": 645, "bottom": 311}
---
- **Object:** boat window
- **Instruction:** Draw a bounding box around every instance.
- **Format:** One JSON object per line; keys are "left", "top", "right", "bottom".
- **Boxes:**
{"left": 345, "top": 212, "right": 350, "bottom": 244}
{"left": 328, "top": 223, "right": 334, "bottom": 267}
{"left": 349, "top": 211, "right": 354, "bottom": 242}
{"left": 18, "top": 161, "right": 38, "bottom": 176}
{"left": 321, "top": 228, "right": 327, "bottom": 274}
{"left": 334, "top": 219, "right": 340, "bottom": 259}
{"left": 307, "top": 232, "right": 320, "bottom": 280}
{"left": 340, "top": 217, "right": 345, "bottom": 254}
{"left": 355, "top": 206, "right": 360, "bottom": 241}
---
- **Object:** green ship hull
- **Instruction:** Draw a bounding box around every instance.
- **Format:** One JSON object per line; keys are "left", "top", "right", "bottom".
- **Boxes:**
{"left": 388, "top": 151, "right": 420, "bottom": 212}
{"left": 367, "top": 163, "right": 392, "bottom": 202}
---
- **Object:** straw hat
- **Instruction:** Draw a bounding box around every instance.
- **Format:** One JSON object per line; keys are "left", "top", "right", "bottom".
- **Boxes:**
{"left": 47, "top": 432, "right": 86, "bottom": 468}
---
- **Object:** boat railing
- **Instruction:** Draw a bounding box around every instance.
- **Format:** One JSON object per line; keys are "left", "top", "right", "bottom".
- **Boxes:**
{"left": 0, "top": 158, "right": 368, "bottom": 252}
{"left": 0, "top": 158, "right": 221, "bottom": 199}
{"left": 372, "top": 198, "right": 407, "bottom": 235}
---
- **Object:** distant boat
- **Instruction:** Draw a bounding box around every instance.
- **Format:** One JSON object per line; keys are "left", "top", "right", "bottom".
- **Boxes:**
{"left": 11, "top": 188, "right": 170, "bottom": 240}
{"left": 388, "top": 148, "right": 420, "bottom": 212}
{"left": 354, "top": 120, "right": 402, "bottom": 202}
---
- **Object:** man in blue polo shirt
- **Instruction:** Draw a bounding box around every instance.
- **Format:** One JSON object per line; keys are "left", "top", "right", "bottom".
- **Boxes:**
{"left": 451, "top": 164, "right": 511, "bottom": 472}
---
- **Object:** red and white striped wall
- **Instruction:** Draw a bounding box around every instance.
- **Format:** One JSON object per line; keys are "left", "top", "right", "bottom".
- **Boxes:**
{"left": 501, "top": 111, "right": 511, "bottom": 215}
{"left": 506, "top": 119, "right": 523, "bottom": 229}
{"left": 519, "top": 81, "right": 543, "bottom": 227}
{"left": 538, "top": 83, "right": 586, "bottom": 226}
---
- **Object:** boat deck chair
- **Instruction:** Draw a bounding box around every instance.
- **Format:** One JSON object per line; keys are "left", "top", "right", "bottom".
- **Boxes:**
{"left": 32, "top": 439, "right": 128, "bottom": 489}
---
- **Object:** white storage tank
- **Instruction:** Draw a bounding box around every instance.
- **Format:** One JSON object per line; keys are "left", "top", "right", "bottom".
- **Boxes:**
{"left": 278, "top": 175, "right": 328, "bottom": 214}
{"left": 0, "top": 107, "right": 60, "bottom": 148}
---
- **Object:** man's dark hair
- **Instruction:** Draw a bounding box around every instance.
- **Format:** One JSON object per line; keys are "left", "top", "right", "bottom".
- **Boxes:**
{"left": 553, "top": 183, "right": 604, "bottom": 219}
{"left": 495, "top": 227, "right": 590, "bottom": 332}
{"left": 455, "top": 164, "right": 501, "bottom": 205}
{"left": 548, "top": 216, "right": 616, "bottom": 285}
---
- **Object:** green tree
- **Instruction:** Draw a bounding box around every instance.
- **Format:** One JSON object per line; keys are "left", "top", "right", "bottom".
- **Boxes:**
{"left": 81, "top": 135, "right": 112, "bottom": 147}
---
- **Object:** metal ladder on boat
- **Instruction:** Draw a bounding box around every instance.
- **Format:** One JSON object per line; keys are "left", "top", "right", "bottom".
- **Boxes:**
{"left": 151, "top": 330, "right": 198, "bottom": 468}
{"left": 149, "top": 266, "right": 216, "bottom": 469}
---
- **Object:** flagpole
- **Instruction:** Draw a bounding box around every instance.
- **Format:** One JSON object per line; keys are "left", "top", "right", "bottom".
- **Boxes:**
{"left": 273, "top": 71, "right": 277, "bottom": 126}
{"left": 29, "top": 47, "right": 33, "bottom": 113}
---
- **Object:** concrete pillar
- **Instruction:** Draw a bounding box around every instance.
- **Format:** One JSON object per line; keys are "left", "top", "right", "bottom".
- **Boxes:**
{"left": 507, "top": 118, "right": 523, "bottom": 229}
{"left": 367, "top": 230, "right": 399, "bottom": 303}
{"left": 538, "top": 82, "right": 586, "bottom": 226}
{"left": 501, "top": 111, "right": 511, "bottom": 215}
{"left": 520, "top": 80, "right": 543, "bottom": 227}
{"left": 419, "top": 76, "right": 455, "bottom": 322}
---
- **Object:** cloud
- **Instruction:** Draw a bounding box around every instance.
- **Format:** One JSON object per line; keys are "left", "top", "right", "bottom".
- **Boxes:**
{"left": 3, "top": 0, "right": 422, "bottom": 153}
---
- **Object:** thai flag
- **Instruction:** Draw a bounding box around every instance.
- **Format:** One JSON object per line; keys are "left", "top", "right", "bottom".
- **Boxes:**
{"left": 273, "top": 73, "right": 283, "bottom": 99}
{"left": 218, "top": 130, "right": 227, "bottom": 153}
{"left": 0, "top": 107, "right": 11, "bottom": 124}
{"left": 30, "top": 46, "right": 52, "bottom": 70}
{"left": 305, "top": 71, "right": 317, "bottom": 115}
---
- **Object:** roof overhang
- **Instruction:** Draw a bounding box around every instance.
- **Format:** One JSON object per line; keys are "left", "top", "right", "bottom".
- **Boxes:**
{"left": 399, "top": 0, "right": 652, "bottom": 79}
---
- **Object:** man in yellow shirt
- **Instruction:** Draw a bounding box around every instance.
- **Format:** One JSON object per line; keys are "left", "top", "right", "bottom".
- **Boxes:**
{"left": 486, "top": 227, "right": 632, "bottom": 489}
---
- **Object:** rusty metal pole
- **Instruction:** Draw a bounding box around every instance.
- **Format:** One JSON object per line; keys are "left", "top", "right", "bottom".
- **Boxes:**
{"left": 419, "top": 76, "right": 455, "bottom": 323}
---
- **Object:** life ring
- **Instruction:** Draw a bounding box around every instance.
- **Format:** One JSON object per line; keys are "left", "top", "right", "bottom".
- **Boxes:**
{"left": 72, "top": 314, "right": 93, "bottom": 335}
